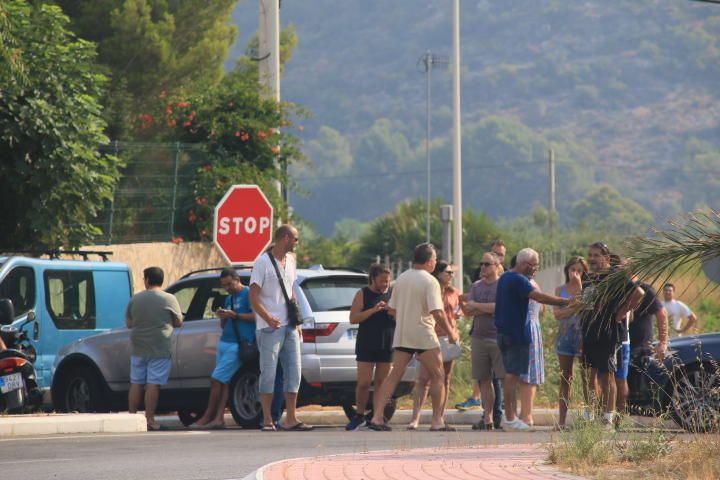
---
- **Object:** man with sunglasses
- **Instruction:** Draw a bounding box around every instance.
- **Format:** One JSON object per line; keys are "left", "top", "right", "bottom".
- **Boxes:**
{"left": 581, "top": 242, "right": 644, "bottom": 429}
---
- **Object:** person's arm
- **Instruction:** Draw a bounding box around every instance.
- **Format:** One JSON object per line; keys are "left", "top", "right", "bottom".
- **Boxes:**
{"left": 528, "top": 289, "right": 570, "bottom": 307}
{"left": 125, "top": 302, "right": 133, "bottom": 328}
{"left": 349, "top": 289, "right": 387, "bottom": 324}
{"left": 464, "top": 301, "right": 495, "bottom": 316}
{"left": 249, "top": 283, "right": 280, "bottom": 329}
{"left": 654, "top": 307, "right": 669, "bottom": 360}
{"left": 0, "top": 335, "right": 7, "bottom": 351}
{"left": 172, "top": 314, "right": 183, "bottom": 328}
{"left": 680, "top": 303, "right": 698, "bottom": 333}
{"left": 431, "top": 309, "right": 459, "bottom": 343}
{"left": 615, "top": 285, "right": 645, "bottom": 322}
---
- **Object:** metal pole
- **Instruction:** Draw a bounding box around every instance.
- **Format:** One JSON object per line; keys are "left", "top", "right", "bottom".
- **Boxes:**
{"left": 170, "top": 142, "right": 180, "bottom": 238}
{"left": 440, "top": 205, "right": 453, "bottom": 262}
{"left": 451, "top": 0, "right": 463, "bottom": 287}
{"left": 549, "top": 148, "right": 556, "bottom": 239}
{"left": 259, "top": 0, "right": 282, "bottom": 217}
{"left": 425, "top": 50, "right": 432, "bottom": 243}
{"left": 107, "top": 140, "right": 119, "bottom": 245}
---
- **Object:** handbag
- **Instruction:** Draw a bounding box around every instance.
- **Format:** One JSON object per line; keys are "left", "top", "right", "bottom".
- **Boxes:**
{"left": 267, "top": 251, "right": 303, "bottom": 327}
{"left": 230, "top": 315, "right": 259, "bottom": 363}
{"left": 439, "top": 335, "right": 462, "bottom": 362}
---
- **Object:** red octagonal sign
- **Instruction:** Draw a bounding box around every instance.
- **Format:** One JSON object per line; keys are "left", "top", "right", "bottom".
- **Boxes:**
{"left": 214, "top": 185, "right": 274, "bottom": 264}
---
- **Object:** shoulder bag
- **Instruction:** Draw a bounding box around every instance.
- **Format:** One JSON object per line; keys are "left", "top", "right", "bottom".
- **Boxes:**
{"left": 228, "top": 296, "right": 259, "bottom": 363}
{"left": 267, "top": 251, "right": 303, "bottom": 327}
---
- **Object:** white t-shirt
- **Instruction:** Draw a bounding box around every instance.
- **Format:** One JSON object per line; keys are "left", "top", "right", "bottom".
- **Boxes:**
{"left": 250, "top": 252, "right": 297, "bottom": 330}
{"left": 663, "top": 299, "right": 693, "bottom": 332}
{"left": 389, "top": 268, "right": 444, "bottom": 350}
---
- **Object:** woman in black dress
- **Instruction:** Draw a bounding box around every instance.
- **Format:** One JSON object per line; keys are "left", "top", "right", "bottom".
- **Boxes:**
{"left": 345, "top": 264, "right": 396, "bottom": 431}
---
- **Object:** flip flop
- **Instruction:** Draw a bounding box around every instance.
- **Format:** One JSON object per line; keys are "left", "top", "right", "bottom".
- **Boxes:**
{"left": 261, "top": 424, "right": 276, "bottom": 432}
{"left": 147, "top": 423, "right": 169, "bottom": 431}
{"left": 406, "top": 424, "right": 418, "bottom": 431}
{"left": 282, "top": 422, "right": 313, "bottom": 431}
{"left": 366, "top": 422, "right": 392, "bottom": 432}
{"left": 429, "top": 425, "right": 457, "bottom": 432}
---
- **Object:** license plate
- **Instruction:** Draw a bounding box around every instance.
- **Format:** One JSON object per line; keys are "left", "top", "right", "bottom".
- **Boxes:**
{"left": 0, "top": 373, "right": 23, "bottom": 393}
{"left": 347, "top": 328, "right": 358, "bottom": 340}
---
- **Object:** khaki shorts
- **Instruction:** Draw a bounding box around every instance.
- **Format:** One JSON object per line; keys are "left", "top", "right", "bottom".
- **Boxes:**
{"left": 471, "top": 336, "right": 506, "bottom": 381}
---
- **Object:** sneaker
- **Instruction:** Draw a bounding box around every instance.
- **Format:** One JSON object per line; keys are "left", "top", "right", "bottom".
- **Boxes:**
{"left": 501, "top": 417, "right": 531, "bottom": 431}
{"left": 345, "top": 415, "right": 366, "bottom": 431}
{"left": 601, "top": 412, "right": 616, "bottom": 431}
{"left": 455, "top": 398, "right": 483, "bottom": 411}
{"left": 581, "top": 407, "right": 595, "bottom": 421}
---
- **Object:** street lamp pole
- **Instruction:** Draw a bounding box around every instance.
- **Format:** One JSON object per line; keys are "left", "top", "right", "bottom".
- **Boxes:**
{"left": 451, "top": 0, "right": 463, "bottom": 287}
{"left": 420, "top": 51, "right": 448, "bottom": 243}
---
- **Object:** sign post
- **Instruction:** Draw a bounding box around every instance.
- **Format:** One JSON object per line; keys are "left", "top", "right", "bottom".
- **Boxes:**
{"left": 213, "top": 185, "right": 274, "bottom": 264}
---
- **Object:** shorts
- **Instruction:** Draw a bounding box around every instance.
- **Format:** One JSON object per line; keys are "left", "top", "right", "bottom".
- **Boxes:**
{"left": 471, "top": 336, "right": 506, "bottom": 381}
{"left": 556, "top": 324, "right": 582, "bottom": 357}
{"left": 130, "top": 356, "right": 172, "bottom": 385}
{"left": 497, "top": 333, "right": 529, "bottom": 376}
{"left": 582, "top": 342, "right": 619, "bottom": 374}
{"left": 614, "top": 343, "right": 630, "bottom": 380}
{"left": 356, "top": 348, "right": 393, "bottom": 363}
{"left": 395, "top": 346, "right": 428, "bottom": 356}
{"left": 211, "top": 340, "right": 241, "bottom": 384}
{"left": 257, "top": 326, "right": 301, "bottom": 394}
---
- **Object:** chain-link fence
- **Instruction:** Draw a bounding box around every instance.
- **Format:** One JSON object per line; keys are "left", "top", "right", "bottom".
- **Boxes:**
{"left": 94, "top": 141, "right": 210, "bottom": 244}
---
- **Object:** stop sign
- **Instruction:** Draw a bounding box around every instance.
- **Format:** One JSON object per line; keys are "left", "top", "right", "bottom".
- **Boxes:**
{"left": 214, "top": 185, "right": 274, "bottom": 264}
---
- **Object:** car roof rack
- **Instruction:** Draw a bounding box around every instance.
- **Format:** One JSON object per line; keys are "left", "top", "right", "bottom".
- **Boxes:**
{"left": 179, "top": 265, "right": 253, "bottom": 280}
{"left": 307, "top": 265, "right": 367, "bottom": 274}
{"left": 0, "top": 250, "right": 114, "bottom": 262}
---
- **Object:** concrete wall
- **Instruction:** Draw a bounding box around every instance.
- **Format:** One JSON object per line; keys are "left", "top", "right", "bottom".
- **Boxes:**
{"left": 83, "top": 242, "right": 228, "bottom": 293}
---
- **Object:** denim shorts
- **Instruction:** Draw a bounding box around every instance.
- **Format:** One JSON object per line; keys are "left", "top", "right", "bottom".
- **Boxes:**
{"left": 497, "top": 333, "right": 529, "bottom": 376}
{"left": 556, "top": 323, "right": 583, "bottom": 357}
{"left": 130, "top": 356, "right": 172, "bottom": 385}
{"left": 257, "top": 326, "right": 301, "bottom": 394}
{"left": 211, "top": 340, "right": 241, "bottom": 384}
{"left": 615, "top": 343, "right": 631, "bottom": 380}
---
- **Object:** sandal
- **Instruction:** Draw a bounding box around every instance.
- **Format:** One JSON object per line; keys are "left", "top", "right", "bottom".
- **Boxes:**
{"left": 147, "top": 423, "right": 168, "bottom": 431}
{"left": 282, "top": 422, "right": 313, "bottom": 431}
{"left": 261, "top": 424, "right": 276, "bottom": 432}
{"left": 366, "top": 422, "right": 392, "bottom": 431}
{"left": 429, "top": 424, "right": 457, "bottom": 432}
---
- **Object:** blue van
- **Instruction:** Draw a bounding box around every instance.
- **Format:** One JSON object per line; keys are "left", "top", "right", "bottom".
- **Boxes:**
{"left": 0, "top": 254, "right": 132, "bottom": 402}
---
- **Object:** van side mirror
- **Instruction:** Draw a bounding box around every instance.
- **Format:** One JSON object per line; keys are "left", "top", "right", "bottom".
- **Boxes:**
{"left": 0, "top": 299, "right": 15, "bottom": 325}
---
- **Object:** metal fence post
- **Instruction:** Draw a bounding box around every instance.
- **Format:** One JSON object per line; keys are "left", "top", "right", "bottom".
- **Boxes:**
{"left": 170, "top": 142, "right": 181, "bottom": 238}
{"left": 107, "top": 140, "right": 119, "bottom": 245}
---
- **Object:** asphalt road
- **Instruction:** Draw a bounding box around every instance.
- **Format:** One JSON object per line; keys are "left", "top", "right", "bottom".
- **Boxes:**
{"left": 0, "top": 426, "right": 557, "bottom": 480}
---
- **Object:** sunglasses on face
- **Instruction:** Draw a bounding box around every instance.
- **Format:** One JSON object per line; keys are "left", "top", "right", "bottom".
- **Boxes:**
{"left": 444, "top": 270, "right": 455, "bottom": 275}
{"left": 479, "top": 262, "right": 496, "bottom": 267}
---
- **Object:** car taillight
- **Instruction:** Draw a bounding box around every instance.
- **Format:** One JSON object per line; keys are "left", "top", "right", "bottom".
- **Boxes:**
{"left": 0, "top": 357, "right": 27, "bottom": 372}
{"left": 302, "top": 323, "right": 338, "bottom": 343}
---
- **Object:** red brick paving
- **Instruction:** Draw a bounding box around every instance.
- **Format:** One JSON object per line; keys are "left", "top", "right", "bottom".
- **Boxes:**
{"left": 260, "top": 444, "right": 583, "bottom": 479}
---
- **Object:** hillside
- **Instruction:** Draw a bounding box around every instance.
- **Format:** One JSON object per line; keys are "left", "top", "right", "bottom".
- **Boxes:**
{"left": 229, "top": 1, "right": 720, "bottom": 234}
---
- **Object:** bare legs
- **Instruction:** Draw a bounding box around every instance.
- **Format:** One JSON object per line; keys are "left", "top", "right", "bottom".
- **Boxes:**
{"left": 355, "top": 362, "right": 391, "bottom": 416}
{"left": 558, "top": 354, "right": 574, "bottom": 427}
{"left": 195, "top": 378, "right": 229, "bottom": 426}
{"left": 479, "top": 378, "right": 496, "bottom": 425}
{"left": 408, "top": 360, "right": 454, "bottom": 428}
{"left": 129, "top": 383, "right": 161, "bottom": 429}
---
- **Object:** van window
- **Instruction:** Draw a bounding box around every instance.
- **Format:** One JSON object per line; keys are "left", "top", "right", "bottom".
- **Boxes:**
{"left": 44, "top": 271, "right": 96, "bottom": 330}
{"left": 0, "top": 267, "right": 36, "bottom": 323}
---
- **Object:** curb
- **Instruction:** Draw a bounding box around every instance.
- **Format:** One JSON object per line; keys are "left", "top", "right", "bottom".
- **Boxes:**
{"left": 0, "top": 413, "right": 147, "bottom": 436}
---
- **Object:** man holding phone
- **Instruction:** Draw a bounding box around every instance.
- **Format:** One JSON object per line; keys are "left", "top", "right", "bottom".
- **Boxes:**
{"left": 191, "top": 268, "right": 254, "bottom": 428}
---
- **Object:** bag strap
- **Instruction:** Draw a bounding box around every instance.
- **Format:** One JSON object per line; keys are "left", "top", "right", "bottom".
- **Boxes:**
{"left": 226, "top": 295, "right": 244, "bottom": 361}
{"left": 267, "top": 251, "right": 293, "bottom": 305}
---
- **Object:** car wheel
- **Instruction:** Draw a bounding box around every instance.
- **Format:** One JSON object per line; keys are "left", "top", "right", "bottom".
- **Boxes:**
{"left": 342, "top": 397, "right": 397, "bottom": 423}
{"left": 670, "top": 363, "right": 720, "bottom": 433}
{"left": 229, "top": 368, "right": 262, "bottom": 429}
{"left": 55, "top": 365, "right": 108, "bottom": 413}
{"left": 177, "top": 407, "right": 205, "bottom": 427}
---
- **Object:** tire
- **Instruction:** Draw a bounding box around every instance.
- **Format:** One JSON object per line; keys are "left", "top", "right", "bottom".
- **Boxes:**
{"left": 342, "top": 397, "right": 397, "bottom": 423}
{"left": 54, "top": 365, "right": 108, "bottom": 413}
{"left": 177, "top": 407, "right": 205, "bottom": 427}
{"left": 670, "top": 363, "right": 720, "bottom": 433}
{"left": 229, "top": 368, "right": 262, "bottom": 429}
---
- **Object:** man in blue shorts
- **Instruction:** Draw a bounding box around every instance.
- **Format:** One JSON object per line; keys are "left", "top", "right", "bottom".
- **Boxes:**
{"left": 126, "top": 267, "right": 183, "bottom": 431}
{"left": 192, "top": 268, "right": 255, "bottom": 428}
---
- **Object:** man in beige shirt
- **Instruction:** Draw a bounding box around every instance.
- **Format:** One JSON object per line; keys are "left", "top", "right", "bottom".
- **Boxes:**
{"left": 368, "top": 243, "right": 459, "bottom": 431}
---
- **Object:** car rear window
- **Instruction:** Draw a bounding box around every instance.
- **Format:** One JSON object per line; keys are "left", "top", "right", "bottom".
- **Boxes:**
{"left": 301, "top": 276, "right": 367, "bottom": 312}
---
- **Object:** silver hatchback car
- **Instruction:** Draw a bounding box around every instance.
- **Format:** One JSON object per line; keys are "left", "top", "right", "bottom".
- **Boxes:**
{"left": 51, "top": 266, "right": 414, "bottom": 427}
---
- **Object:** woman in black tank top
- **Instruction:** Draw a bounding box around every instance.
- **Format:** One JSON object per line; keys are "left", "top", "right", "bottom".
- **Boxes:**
{"left": 345, "top": 264, "right": 396, "bottom": 430}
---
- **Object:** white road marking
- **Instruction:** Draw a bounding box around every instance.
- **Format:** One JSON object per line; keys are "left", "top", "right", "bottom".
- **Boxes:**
{"left": 0, "top": 458, "right": 75, "bottom": 465}
{"left": 0, "top": 430, "right": 211, "bottom": 443}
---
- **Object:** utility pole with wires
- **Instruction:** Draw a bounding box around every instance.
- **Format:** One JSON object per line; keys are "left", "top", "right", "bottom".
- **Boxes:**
{"left": 418, "top": 50, "right": 448, "bottom": 243}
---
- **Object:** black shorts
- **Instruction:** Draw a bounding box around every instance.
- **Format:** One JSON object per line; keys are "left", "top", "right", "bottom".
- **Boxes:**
{"left": 394, "top": 346, "right": 427, "bottom": 356}
{"left": 356, "top": 349, "right": 393, "bottom": 363}
{"left": 497, "top": 333, "right": 529, "bottom": 376}
{"left": 583, "top": 342, "right": 619, "bottom": 374}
